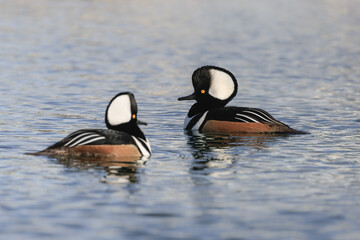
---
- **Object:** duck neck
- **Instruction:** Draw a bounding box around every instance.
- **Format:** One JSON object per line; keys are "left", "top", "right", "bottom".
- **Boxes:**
{"left": 109, "top": 122, "right": 146, "bottom": 140}
{"left": 188, "top": 101, "right": 226, "bottom": 117}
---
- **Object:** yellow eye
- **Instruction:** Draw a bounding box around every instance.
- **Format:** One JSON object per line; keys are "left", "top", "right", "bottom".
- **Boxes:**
{"left": 132, "top": 114, "right": 136, "bottom": 119}
{"left": 201, "top": 90, "right": 205, "bottom": 94}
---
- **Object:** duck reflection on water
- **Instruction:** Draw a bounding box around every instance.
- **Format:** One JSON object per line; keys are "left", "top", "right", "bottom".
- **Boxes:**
{"left": 52, "top": 155, "right": 148, "bottom": 184}
{"left": 185, "top": 131, "right": 286, "bottom": 172}
{"left": 186, "top": 131, "right": 282, "bottom": 153}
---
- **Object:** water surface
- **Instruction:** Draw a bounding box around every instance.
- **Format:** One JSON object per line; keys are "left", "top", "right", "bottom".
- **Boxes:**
{"left": 1, "top": 0, "right": 360, "bottom": 239}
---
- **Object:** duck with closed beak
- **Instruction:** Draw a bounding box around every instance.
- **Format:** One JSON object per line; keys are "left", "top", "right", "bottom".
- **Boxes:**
{"left": 178, "top": 66, "right": 306, "bottom": 134}
{"left": 30, "top": 92, "right": 151, "bottom": 157}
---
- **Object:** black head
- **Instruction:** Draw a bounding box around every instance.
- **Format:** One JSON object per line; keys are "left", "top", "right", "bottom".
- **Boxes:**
{"left": 178, "top": 66, "right": 238, "bottom": 108}
{"left": 105, "top": 92, "right": 146, "bottom": 138}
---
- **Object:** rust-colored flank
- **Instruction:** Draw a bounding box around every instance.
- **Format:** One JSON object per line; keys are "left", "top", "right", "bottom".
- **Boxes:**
{"left": 202, "top": 120, "right": 298, "bottom": 133}
{"left": 36, "top": 145, "right": 142, "bottom": 157}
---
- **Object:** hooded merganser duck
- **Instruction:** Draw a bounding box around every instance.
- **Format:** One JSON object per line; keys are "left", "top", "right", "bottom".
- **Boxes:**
{"left": 178, "top": 66, "right": 305, "bottom": 134}
{"left": 30, "top": 92, "right": 151, "bottom": 157}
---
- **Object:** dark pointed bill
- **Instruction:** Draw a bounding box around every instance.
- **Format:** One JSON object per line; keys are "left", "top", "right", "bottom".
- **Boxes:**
{"left": 137, "top": 120, "right": 147, "bottom": 125}
{"left": 178, "top": 92, "right": 196, "bottom": 101}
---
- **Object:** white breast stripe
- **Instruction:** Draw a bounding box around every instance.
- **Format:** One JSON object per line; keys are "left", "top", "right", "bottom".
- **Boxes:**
{"left": 64, "top": 132, "right": 92, "bottom": 146}
{"left": 242, "top": 110, "right": 275, "bottom": 123}
{"left": 184, "top": 115, "right": 191, "bottom": 129}
{"left": 69, "top": 134, "right": 104, "bottom": 147}
{"left": 74, "top": 137, "right": 106, "bottom": 147}
{"left": 191, "top": 111, "right": 208, "bottom": 130}
{"left": 138, "top": 138, "right": 151, "bottom": 153}
{"left": 235, "top": 114, "right": 259, "bottom": 123}
{"left": 131, "top": 136, "right": 151, "bottom": 156}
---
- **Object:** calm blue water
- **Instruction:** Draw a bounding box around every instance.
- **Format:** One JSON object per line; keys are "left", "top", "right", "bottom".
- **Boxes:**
{"left": 1, "top": 0, "right": 360, "bottom": 239}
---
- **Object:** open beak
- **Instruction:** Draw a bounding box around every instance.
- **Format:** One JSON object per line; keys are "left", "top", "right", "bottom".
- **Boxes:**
{"left": 178, "top": 92, "right": 196, "bottom": 101}
{"left": 137, "top": 120, "right": 147, "bottom": 126}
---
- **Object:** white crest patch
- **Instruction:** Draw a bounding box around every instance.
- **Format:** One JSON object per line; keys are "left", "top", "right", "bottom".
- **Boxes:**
{"left": 107, "top": 94, "right": 131, "bottom": 126}
{"left": 208, "top": 69, "right": 235, "bottom": 100}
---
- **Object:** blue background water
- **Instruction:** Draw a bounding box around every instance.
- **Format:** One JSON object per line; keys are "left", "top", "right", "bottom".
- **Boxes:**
{"left": 1, "top": 0, "right": 360, "bottom": 239}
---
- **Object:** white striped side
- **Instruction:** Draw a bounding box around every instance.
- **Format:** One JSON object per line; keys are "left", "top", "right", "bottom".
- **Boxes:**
{"left": 244, "top": 110, "right": 274, "bottom": 122}
{"left": 68, "top": 134, "right": 102, "bottom": 147}
{"left": 72, "top": 137, "right": 106, "bottom": 147}
{"left": 64, "top": 132, "right": 92, "bottom": 146}
{"left": 234, "top": 116, "right": 250, "bottom": 123}
{"left": 235, "top": 114, "right": 259, "bottom": 123}
{"left": 243, "top": 109, "right": 286, "bottom": 125}
{"left": 64, "top": 132, "right": 105, "bottom": 147}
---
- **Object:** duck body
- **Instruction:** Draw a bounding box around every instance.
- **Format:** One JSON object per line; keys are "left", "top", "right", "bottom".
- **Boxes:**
{"left": 34, "top": 129, "right": 151, "bottom": 157}
{"left": 184, "top": 106, "right": 303, "bottom": 134}
{"left": 30, "top": 92, "right": 151, "bottom": 157}
{"left": 179, "top": 66, "right": 306, "bottom": 134}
